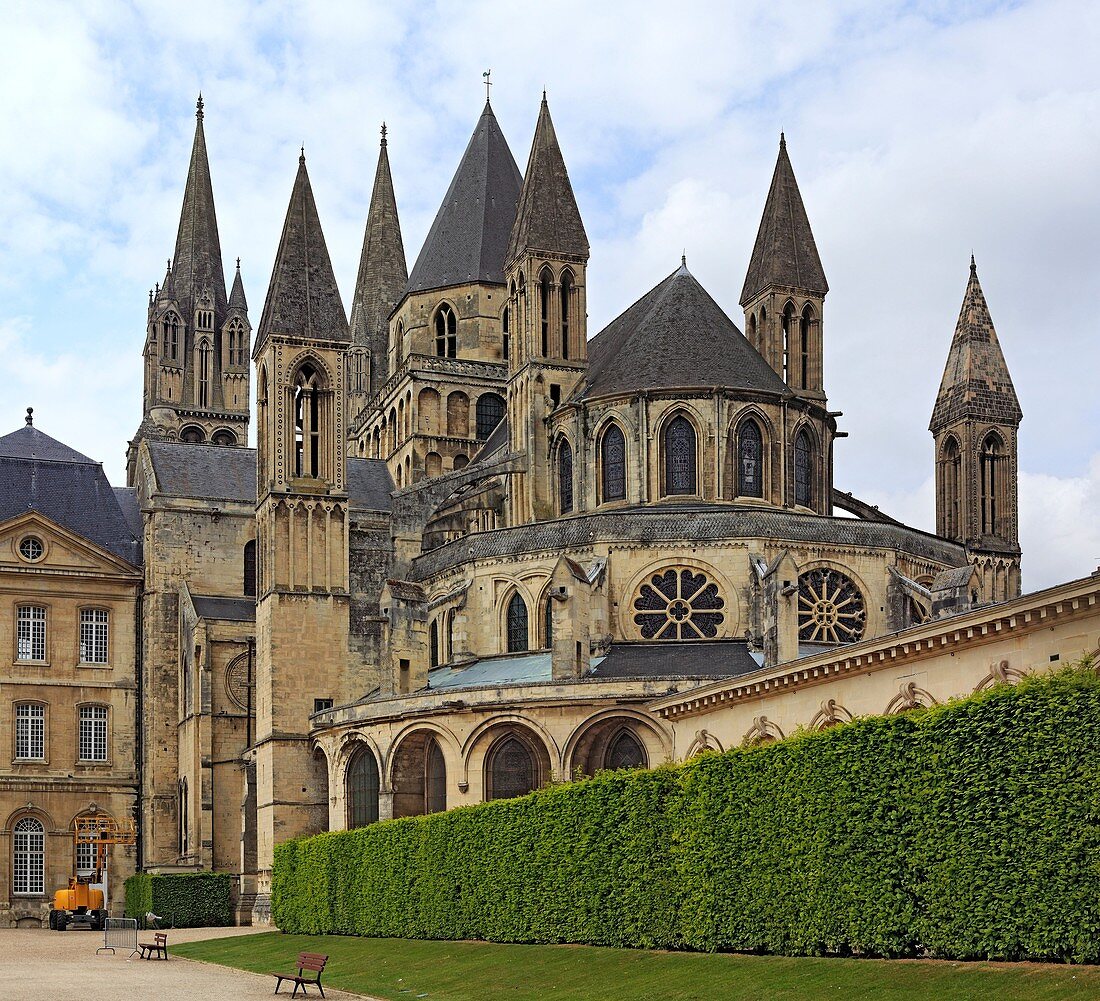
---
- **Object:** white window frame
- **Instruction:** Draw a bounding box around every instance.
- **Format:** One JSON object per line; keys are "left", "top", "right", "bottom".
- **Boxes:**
{"left": 78, "top": 705, "right": 108, "bottom": 762}
{"left": 14, "top": 703, "right": 45, "bottom": 761}
{"left": 16, "top": 605, "right": 46, "bottom": 662}
{"left": 79, "top": 609, "right": 109, "bottom": 665}
{"left": 13, "top": 817, "right": 45, "bottom": 895}
{"left": 75, "top": 835, "right": 96, "bottom": 875}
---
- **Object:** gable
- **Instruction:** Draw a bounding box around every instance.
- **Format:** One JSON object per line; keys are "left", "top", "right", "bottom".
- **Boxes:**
{"left": 0, "top": 512, "right": 142, "bottom": 578}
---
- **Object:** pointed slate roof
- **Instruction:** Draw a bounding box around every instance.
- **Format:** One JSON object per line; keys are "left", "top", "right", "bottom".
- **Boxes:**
{"left": 582, "top": 259, "right": 790, "bottom": 399}
{"left": 506, "top": 94, "right": 588, "bottom": 263}
{"left": 405, "top": 102, "right": 523, "bottom": 294}
{"left": 740, "top": 135, "right": 828, "bottom": 306}
{"left": 256, "top": 153, "right": 350, "bottom": 351}
{"left": 171, "top": 96, "right": 229, "bottom": 324}
{"left": 0, "top": 424, "right": 95, "bottom": 464}
{"left": 349, "top": 127, "right": 408, "bottom": 395}
{"left": 930, "top": 257, "right": 1022, "bottom": 430}
{"left": 228, "top": 260, "right": 248, "bottom": 312}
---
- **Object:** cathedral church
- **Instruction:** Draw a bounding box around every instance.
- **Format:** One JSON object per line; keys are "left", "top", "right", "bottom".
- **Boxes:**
{"left": 7, "top": 90, "right": 1098, "bottom": 929}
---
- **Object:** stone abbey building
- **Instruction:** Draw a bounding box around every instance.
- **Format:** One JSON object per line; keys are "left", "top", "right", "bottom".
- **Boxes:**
{"left": 4, "top": 91, "right": 1096, "bottom": 927}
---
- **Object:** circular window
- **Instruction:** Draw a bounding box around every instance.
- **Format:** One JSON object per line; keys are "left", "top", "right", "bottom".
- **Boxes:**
{"left": 18, "top": 537, "right": 44, "bottom": 562}
{"left": 633, "top": 567, "right": 724, "bottom": 640}
{"left": 797, "top": 568, "right": 866, "bottom": 645}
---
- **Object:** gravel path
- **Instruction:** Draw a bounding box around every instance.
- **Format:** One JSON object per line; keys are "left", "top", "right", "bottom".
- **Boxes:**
{"left": 0, "top": 925, "right": 371, "bottom": 1000}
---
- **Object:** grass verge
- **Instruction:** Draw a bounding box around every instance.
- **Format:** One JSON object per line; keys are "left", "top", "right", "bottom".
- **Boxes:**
{"left": 173, "top": 932, "right": 1100, "bottom": 1001}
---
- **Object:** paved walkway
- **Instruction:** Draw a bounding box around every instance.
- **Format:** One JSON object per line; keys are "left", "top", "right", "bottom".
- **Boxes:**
{"left": 0, "top": 925, "right": 371, "bottom": 1000}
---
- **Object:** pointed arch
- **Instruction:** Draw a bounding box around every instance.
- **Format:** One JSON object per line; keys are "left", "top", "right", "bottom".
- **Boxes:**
{"left": 781, "top": 300, "right": 796, "bottom": 384}
{"left": 291, "top": 361, "right": 325, "bottom": 479}
{"left": 433, "top": 302, "right": 457, "bottom": 358}
{"left": 661, "top": 411, "right": 698, "bottom": 496}
{"left": 345, "top": 744, "right": 380, "bottom": 828}
{"left": 539, "top": 267, "right": 553, "bottom": 357}
{"left": 556, "top": 436, "right": 574, "bottom": 514}
{"left": 736, "top": 417, "right": 764, "bottom": 498}
{"left": 941, "top": 434, "right": 962, "bottom": 538}
{"left": 980, "top": 430, "right": 1005, "bottom": 536}
{"left": 505, "top": 590, "right": 529, "bottom": 653}
{"left": 746, "top": 311, "right": 757, "bottom": 351}
{"left": 501, "top": 303, "right": 511, "bottom": 361}
{"left": 794, "top": 425, "right": 814, "bottom": 508}
{"left": 799, "top": 303, "right": 813, "bottom": 389}
{"left": 599, "top": 422, "right": 627, "bottom": 503}
{"left": 559, "top": 267, "right": 575, "bottom": 360}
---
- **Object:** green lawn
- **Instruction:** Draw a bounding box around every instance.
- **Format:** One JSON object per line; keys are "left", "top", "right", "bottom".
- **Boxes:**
{"left": 173, "top": 932, "right": 1100, "bottom": 1001}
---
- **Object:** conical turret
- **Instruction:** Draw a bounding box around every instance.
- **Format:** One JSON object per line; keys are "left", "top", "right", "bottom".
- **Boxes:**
{"left": 228, "top": 258, "right": 248, "bottom": 313}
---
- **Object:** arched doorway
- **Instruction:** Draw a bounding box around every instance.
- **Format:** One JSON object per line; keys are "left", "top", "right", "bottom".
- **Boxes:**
{"left": 390, "top": 731, "right": 448, "bottom": 818}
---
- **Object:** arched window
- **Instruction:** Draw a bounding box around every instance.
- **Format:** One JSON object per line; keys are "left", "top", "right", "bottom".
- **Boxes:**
{"left": 475, "top": 393, "right": 505, "bottom": 441}
{"left": 539, "top": 269, "right": 552, "bottom": 356}
{"left": 560, "top": 271, "right": 573, "bottom": 360}
{"left": 800, "top": 304, "right": 813, "bottom": 389}
{"left": 942, "top": 437, "right": 961, "bottom": 538}
{"left": 425, "top": 738, "right": 446, "bottom": 814}
{"left": 212, "top": 429, "right": 236, "bottom": 446}
{"left": 487, "top": 734, "right": 537, "bottom": 800}
{"left": 429, "top": 619, "right": 439, "bottom": 667}
{"left": 243, "top": 540, "right": 256, "bottom": 597}
{"left": 737, "top": 419, "right": 764, "bottom": 498}
{"left": 180, "top": 426, "right": 205, "bottom": 444}
{"left": 178, "top": 778, "right": 189, "bottom": 856}
{"left": 445, "top": 609, "right": 454, "bottom": 661}
{"left": 13, "top": 817, "right": 45, "bottom": 895}
{"left": 502, "top": 305, "right": 510, "bottom": 361}
{"left": 453, "top": 454, "right": 468, "bottom": 470}
{"left": 663, "top": 415, "right": 697, "bottom": 496}
{"left": 781, "top": 303, "right": 795, "bottom": 383}
{"left": 747, "top": 312, "right": 757, "bottom": 350}
{"left": 980, "top": 433, "right": 1002, "bottom": 535}
{"left": 293, "top": 364, "right": 322, "bottom": 478}
{"left": 434, "top": 304, "right": 457, "bottom": 358}
{"left": 425, "top": 452, "right": 442, "bottom": 478}
{"left": 558, "top": 438, "right": 573, "bottom": 514}
{"left": 600, "top": 424, "right": 626, "bottom": 502}
{"left": 794, "top": 429, "right": 813, "bottom": 507}
{"left": 227, "top": 320, "right": 246, "bottom": 367}
{"left": 346, "top": 747, "right": 380, "bottom": 828}
{"left": 198, "top": 339, "right": 212, "bottom": 408}
{"left": 506, "top": 592, "right": 529, "bottom": 653}
{"left": 446, "top": 392, "right": 470, "bottom": 437}
{"left": 605, "top": 729, "right": 647, "bottom": 771}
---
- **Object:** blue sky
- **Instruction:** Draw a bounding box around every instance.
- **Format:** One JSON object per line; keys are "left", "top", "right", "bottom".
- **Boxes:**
{"left": 1, "top": 0, "right": 1098, "bottom": 588}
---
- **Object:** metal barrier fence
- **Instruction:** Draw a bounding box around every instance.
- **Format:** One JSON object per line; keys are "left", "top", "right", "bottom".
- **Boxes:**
{"left": 97, "top": 916, "right": 139, "bottom": 957}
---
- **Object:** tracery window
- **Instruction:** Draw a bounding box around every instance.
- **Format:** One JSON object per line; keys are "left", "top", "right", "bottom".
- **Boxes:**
{"left": 434, "top": 303, "right": 457, "bottom": 358}
{"left": 605, "top": 729, "right": 646, "bottom": 771}
{"left": 663, "top": 415, "right": 697, "bottom": 496}
{"left": 560, "top": 271, "right": 572, "bottom": 360}
{"left": 293, "top": 364, "right": 322, "bottom": 478}
{"left": 980, "top": 433, "right": 1002, "bottom": 535}
{"left": 487, "top": 734, "right": 537, "bottom": 800}
{"left": 346, "top": 747, "right": 380, "bottom": 828}
{"left": 737, "top": 419, "right": 763, "bottom": 498}
{"left": 506, "top": 592, "right": 529, "bottom": 653}
{"left": 197, "top": 339, "right": 212, "bottom": 408}
{"left": 797, "top": 567, "right": 866, "bottom": 645}
{"left": 794, "top": 429, "right": 813, "bottom": 507}
{"left": 600, "top": 424, "right": 626, "bottom": 502}
{"left": 13, "top": 817, "right": 44, "bottom": 895}
{"left": 475, "top": 393, "right": 505, "bottom": 441}
{"left": 633, "top": 567, "right": 724, "bottom": 640}
{"left": 558, "top": 439, "right": 573, "bottom": 514}
{"left": 425, "top": 738, "right": 446, "bottom": 813}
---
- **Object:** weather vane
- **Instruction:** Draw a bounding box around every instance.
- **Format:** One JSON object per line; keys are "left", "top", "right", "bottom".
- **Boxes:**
{"left": 483, "top": 69, "right": 492, "bottom": 102}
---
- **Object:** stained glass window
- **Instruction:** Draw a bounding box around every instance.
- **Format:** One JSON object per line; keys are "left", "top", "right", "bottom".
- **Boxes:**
{"left": 605, "top": 730, "right": 646, "bottom": 770}
{"left": 601, "top": 424, "right": 626, "bottom": 502}
{"left": 506, "top": 593, "right": 529, "bottom": 653}
{"left": 738, "top": 420, "right": 763, "bottom": 498}
{"left": 488, "top": 736, "right": 537, "bottom": 800}
{"left": 346, "top": 747, "right": 380, "bottom": 828}
{"left": 794, "top": 430, "right": 812, "bottom": 507}
{"left": 558, "top": 439, "right": 573, "bottom": 514}
{"left": 663, "top": 416, "right": 697, "bottom": 496}
{"left": 633, "top": 567, "right": 724, "bottom": 640}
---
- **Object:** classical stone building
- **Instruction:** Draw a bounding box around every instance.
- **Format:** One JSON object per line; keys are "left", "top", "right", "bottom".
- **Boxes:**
{"left": 7, "top": 89, "right": 1091, "bottom": 927}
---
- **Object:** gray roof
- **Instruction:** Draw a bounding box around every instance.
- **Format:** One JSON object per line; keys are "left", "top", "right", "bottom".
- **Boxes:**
{"left": 740, "top": 135, "right": 828, "bottom": 305}
{"left": 0, "top": 425, "right": 140, "bottom": 565}
{"left": 348, "top": 458, "right": 394, "bottom": 512}
{"left": 582, "top": 262, "right": 789, "bottom": 400}
{"left": 930, "top": 258, "right": 1021, "bottom": 430}
{"left": 146, "top": 441, "right": 255, "bottom": 502}
{"left": 405, "top": 102, "right": 523, "bottom": 295}
{"left": 256, "top": 154, "right": 350, "bottom": 353}
{"left": 412, "top": 504, "right": 965, "bottom": 580}
{"left": 192, "top": 595, "right": 255, "bottom": 622}
{"left": 228, "top": 261, "right": 248, "bottom": 312}
{"left": 113, "top": 487, "right": 143, "bottom": 554}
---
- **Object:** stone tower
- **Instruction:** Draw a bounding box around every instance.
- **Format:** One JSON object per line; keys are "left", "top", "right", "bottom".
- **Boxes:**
{"left": 251, "top": 152, "right": 364, "bottom": 903}
{"left": 347, "top": 124, "right": 408, "bottom": 418}
{"left": 740, "top": 134, "right": 828, "bottom": 401}
{"left": 129, "top": 96, "right": 250, "bottom": 484}
{"left": 931, "top": 256, "right": 1023, "bottom": 601}
{"left": 504, "top": 93, "right": 590, "bottom": 524}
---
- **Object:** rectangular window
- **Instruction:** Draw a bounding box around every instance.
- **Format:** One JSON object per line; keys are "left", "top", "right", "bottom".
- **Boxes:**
{"left": 78, "top": 705, "right": 108, "bottom": 762}
{"left": 15, "top": 704, "right": 45, "bottom": 760}
{"left": 79, "top": 609, "right": 109, "bottom": 664}
{"left": 75, "top": 837, "right": 96, "bottom": 875}
{"left": 313, "top": 698, "right": 334, "bottom": 714}
{"left": 17, "top": 605, "right": 46, "bottom": 662}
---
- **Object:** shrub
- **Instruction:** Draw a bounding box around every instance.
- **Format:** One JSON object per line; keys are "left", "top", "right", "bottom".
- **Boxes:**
{"left": 273, "top": 667, "right": 1100, "bottom": 961}
{"left": 124, "top": 872, "right": 234, "bottom": 927}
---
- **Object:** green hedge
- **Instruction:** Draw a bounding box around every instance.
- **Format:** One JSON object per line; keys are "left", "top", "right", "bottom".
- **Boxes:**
{"left": 124, "top": 872, "right": 234, "bottom": 927}
{"left": 273, "top": 667, "right": 1100, "bottom": 961}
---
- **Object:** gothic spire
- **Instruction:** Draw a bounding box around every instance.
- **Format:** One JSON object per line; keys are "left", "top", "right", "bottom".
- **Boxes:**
{"left": 349, "top": 125, "right": 408, "bottom": 395}
{"left": 171, "top": 95, "right": 228, "bottom": 324}
{"left": 930, "top": 257, "right": 1021, "bottom": 431}
{"left": 740, "top": 134, "right": 828, "bottom": 306}
{"left": 256, "top": 153, "right": 349, "bottom": 353}
{"left": 506, "top": 93, "right": 588, "bottom": 264}
{"left": 228, "top": 258, "right": 248, "bottom": 312}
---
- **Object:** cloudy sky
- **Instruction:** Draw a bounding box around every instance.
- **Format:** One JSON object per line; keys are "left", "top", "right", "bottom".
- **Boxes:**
{"left": 1, "top": 0, "right": 1097, "bottom": 590}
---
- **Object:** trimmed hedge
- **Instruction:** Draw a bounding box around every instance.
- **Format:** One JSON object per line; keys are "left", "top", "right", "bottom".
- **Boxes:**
{"left": 125, "top": 872, "right": 234, "bottom": 927}
{"left": 273, "top": 667, "right": 1100, "bottom": 961}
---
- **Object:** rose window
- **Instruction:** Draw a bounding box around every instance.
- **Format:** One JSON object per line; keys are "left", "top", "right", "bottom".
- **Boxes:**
{"left": 633, "top": 568, "right": 724, "bottom": 640}
{"left": 797, "top": 568, "right": 866, "bottom": 645}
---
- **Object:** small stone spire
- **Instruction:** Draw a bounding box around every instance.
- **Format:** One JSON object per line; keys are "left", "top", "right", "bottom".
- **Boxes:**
{"left": 380, "top": 121, "right": 387, "bottom": 147}
{"left": 196, "top": 93, "right": 204, "bottom": 120}
{"left": 25, "top": 407, "right": 33, "bottom": 427}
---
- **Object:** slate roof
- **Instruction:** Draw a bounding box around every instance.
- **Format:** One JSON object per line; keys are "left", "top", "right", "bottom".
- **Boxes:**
{"left": 0, "top": 425, "right": 140, "bottom": 565}
{"left": 146, "top": 441, "right": 255, "bottom": 502}
{"left": 506, "top": 94, "right": 588, "bottom": 263}
{"left": 412, "top": 504, "right": 965, "bottom": 580}
{"left": 192, "top": 595, "right": 256, "bottom": 622}
{"left": 582, "top": 262, "right": 790, "bottom": 399}
{"left": 740, "top": 135, "right": 828, "bottom": 305}
{"left": 255, "top": 153, "right": 350, "bottom": 354}
{"left": 405, "top": 102, "right": 523, "bottom": 295}
{"left": 349, "top": 131, "right": 408, "bottom": 396}
{"left": 348, "top": 458, "right": 394, "bottom": 512}
{"left": 228, "top": 260, "right": 248, "bottom": 312}
{"left": 930, "top": 257, "right": 1022, "bottom": 430}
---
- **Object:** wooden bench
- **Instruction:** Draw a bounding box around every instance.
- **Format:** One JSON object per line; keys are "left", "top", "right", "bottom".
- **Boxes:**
{"left": 138, "top": 931, "right": 168, "bottom": 960}
{"left": 272, "top": 952, "right": 328, "bottom": 997}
